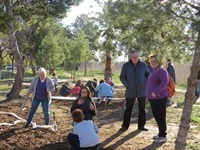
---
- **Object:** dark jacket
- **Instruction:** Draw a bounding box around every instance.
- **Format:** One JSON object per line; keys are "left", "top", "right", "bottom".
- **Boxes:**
{"left": 166, "top": 63, "right": 176, "bottom": 82}
{"left": 197, "top": 70, "right": 200, "bottom": 79}
{"left": 70, "top": 97, "right": 96, "bottom": 121}
{"left": 60, "top": 85, "right": 71, "bottom": 96}
{"left": 120, "top": 60, "right": 150, "bottom": 98}
{"left": 85, "top": 80, "right": 97, "bottom": 92}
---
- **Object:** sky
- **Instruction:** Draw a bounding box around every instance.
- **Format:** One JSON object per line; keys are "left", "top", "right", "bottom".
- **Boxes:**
{"left": 62, "top": 0, "right": 126, "bottom": 62}
{"left": 62, "top": 0, "right": 102, "bottom": 26}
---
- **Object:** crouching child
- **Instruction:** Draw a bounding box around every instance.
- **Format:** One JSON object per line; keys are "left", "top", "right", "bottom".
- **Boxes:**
{"left": 67, "top": 109, "right": 100, "bottom": 150}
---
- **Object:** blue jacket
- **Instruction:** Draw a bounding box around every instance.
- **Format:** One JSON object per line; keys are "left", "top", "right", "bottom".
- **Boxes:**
{"left": 120, "top": 60, "right": 150, "bottom": 98}
{"left": 95, "top": 82, "right": 113, "bottom": 97}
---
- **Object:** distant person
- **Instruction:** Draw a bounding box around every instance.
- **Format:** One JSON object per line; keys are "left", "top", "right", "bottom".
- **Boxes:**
{"left": 75, "top": 80, "right": 85, "bottom": 88}
{"left": 71, "top": 85, "right": 81, "bottom": 97}
{"left": 166, "top": 59, "right": 176, "bottom": 105}
{"left": 119, "top": 51, "right": 150, "bottom": 131}
{"left": 71, "top": 80, "right": 83, "bottom": 97}
{"left": 146, "top": 54, "right": 168, "bottom": 143}
{"left": 145, "top": 60, "right": 153, "bottom": 73}
{"left": 166, "top": 59, "right": 176, "bottom": 82}
{"left": 67, "top": 109, "right": 99, "bottom": 150}
{"left": 24, "top": 67, "right": 55, "bottom": 128}
{"left": 71, "top": 86, "right": 97, "bottom": 121}
{"left": 60, "top": 82, "right": 71, "bottom": 96}
{"left": 95, "top": 79, "right": 114, "bottom": 102}
{"left": 52, "top": 73, "right": 58, "bottom": 93}
{"left": 105, "top": 77, "right": 114, "bottom": 87}
{"left": 93, "top": 78, "right": 99, "bottom": 97}
{"left": 85, "top": 78, "right": 98, "bottom": 96}
{"left": 195, "top": 70, "right": 200, "bottom": 102}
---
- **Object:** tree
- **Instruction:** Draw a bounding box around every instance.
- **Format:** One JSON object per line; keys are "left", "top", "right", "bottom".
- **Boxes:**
{"left": 66, "top": 30, "right": 90, "bottom": 81}
{"left": 0, "top": 0, "right": 83, "bottom": 99}
{"left": 35, "top": 32, "right": 65, "bottom": 73}
{"left": 0, "top": 33, "right": 10, "bottom": 68}
{"left": 154, "top": 0, "right": 200, "bottom": 149}
{"left": 69, "top": 14, "right": 101, "bottom": 75}
{"left": 96, "top": 0, "right": 199, "bottom": 148}
{"left": 4, "top": 0, "right": 24, "bottom": 100}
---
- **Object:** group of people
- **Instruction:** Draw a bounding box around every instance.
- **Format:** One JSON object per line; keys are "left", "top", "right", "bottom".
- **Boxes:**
{"left": 60, "top": 77, "right": 115, "bottom": 103}
{"left": 22, "top": 68, "right": 115, "bottom": 149}
{"left": 23, "top": 67, "right": 100, "bottom": 149}
{"left": 23, "top": 50, "right": 177, "bottom": 149}
{"left": 119, "top": 51, "right": 176, "bottom": 144}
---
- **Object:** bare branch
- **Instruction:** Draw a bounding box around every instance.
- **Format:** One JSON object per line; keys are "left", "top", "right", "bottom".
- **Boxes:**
{"left": 158, "top": 2, "right": 195, "bottom": 21}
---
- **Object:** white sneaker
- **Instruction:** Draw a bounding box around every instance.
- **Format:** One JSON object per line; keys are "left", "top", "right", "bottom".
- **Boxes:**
{"left": 154, "top": 137, "right": 167, "bottom": 143}
{"left": 152, "top": 134, "right": 159, "bottom": 139}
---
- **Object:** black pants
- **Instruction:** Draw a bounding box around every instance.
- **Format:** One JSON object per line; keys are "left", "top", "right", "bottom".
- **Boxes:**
{"left": 55, "top": 84, "right": 57, "bottom": 92}
{"left": 122, "top": 97, "right": 146, "bottom": 129}
{"left": 149, "top": 97, "right": 168, "bottom": 137}
{"left": 67, "top": 133, "right": 99, "bottom": 150}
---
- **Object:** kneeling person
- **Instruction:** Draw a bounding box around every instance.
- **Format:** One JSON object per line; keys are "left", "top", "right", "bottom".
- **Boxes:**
{"left": 67, "top": 109, "right": 99, "bottom": 150}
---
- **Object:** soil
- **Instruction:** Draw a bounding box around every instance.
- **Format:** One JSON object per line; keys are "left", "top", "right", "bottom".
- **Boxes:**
{"left": 0, "top": 89, "right": 200, "bottom": 150}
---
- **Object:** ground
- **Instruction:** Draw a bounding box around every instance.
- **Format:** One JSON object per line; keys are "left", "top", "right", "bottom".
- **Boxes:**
{"left": 0, "top": 89, "right": 200, "bottom": 150}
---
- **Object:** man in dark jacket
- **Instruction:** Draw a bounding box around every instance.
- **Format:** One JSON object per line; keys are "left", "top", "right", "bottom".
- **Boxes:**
{"left": 85, "top": 79, "right": 98, "bottom": 97}
{"left": 119, "top": 51, "right": 150, "bottom": 131}
{"left": 195, "top": 70, "right": 200, "bottom": 102}
{"left": 166, "top": 59, "right": 176, "bottom": 82}
{"left": 166, "top": 59, "right": 176, "bottom": 105}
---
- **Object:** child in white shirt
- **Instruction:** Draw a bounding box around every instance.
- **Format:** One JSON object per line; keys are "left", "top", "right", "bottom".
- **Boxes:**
{"left": 67, "top": 109, "right": 100, "bottom": 150}
{"left": 52, "top": 73, "right": 58, "bottom": 93}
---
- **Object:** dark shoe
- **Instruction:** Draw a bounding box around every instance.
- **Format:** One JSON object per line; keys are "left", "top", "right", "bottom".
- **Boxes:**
{"left": 24, "top": 124, "right": 30, "bottom": 128}
{"left": 138, "top": 127, "right": 148, "bottom": 131}
{"left": 119, "top": 126, "right": 128, "bottom": 131}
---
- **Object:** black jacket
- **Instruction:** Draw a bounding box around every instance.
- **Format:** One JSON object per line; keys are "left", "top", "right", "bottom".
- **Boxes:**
{"left": 120, "top": 60, "right": 150, "bottom": 98}
{"left": 71, "top": 97, "right": 96, "bottom": 120}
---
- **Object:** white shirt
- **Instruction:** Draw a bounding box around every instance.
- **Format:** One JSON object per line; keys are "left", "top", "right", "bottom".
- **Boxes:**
{"left": 53, "top": 76, "right": 58, "bottom": 84}
{"left": 73, "top": 120, "right": 99, "bottom": 148}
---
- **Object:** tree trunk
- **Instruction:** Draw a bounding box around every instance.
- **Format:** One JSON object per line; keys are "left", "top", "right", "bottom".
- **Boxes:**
{"left": 84, "top": 61, "right": 87, "bottom": 76}
{"left": 175, "top": 30, "right": 200, "bottom": 149}
{"left": 0, "top": 47, "right": 2, "bottom": 69}
{"left": 30, "top": 50, "right": 36, "bottom": 75}
{"left": 73, "top": 63, "right": 76, "bottom": 82}
{"left": 5, "top": 0, "right": 25, "bottom": 100}
{"left": 104, "top": 54, "right": 112, "bottom": 80}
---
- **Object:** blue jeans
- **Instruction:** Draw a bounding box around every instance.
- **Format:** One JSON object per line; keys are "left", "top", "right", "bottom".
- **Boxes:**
{"left": 26, "top": 97, "right": 49, "bottom": 125}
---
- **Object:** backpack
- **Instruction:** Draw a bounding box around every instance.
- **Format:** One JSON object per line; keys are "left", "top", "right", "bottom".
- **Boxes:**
{"left": 158, "top": 69, "right": 175, "bottom": 98}
{"left": 166, "top": 74, "right": 175, "bottom": 98}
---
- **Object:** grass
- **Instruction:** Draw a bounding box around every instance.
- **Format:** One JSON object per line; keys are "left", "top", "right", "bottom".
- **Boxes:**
{"left": 175, "top": 83, "right": 187, "bottom": 91}
{"left": 191, "top": 106, "right": 200, "bottom": 124}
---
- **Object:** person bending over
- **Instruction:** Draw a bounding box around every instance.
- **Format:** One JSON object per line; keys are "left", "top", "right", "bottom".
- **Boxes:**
{"left": 67, "top": 109, "right": 100, "bottom": 150}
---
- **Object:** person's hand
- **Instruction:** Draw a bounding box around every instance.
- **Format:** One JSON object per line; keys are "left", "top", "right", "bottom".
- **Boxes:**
{"left": 47, "top": 91, "right": 51, "bottom": 95}
{"left": 90, "top": 103, "right": 95, "bottom": 110}
{"left": 78, "top": 98, "right": 85, "bottom": 105}
{"left": 24, "top": 95, "right": 29, "bottom": 102}
{"left": 151, "top": 92, "right": 156, "bottom": 97}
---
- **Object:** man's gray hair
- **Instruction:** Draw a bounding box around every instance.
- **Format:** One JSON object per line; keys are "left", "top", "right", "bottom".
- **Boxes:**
{"left": 128, "top": 51, "right": 139, "bottom": 58}
{"left": 38, "top": 67, "right": 46, "bottom": 74}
